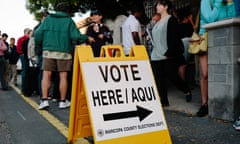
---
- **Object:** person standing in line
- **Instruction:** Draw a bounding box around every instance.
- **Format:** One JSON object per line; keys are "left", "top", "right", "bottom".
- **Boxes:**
{"left": 2, "top": 33, "right": 10, "bottom": 90}
{"left": 0, "top": 34, "right": 8, "bottom": 90}
{"left": 176, "top": 7, "right": 194, "bottom": 83}
{"left": 145, "top": 13, "right": 161, "bottom": 57}
{"left": 196, "top": 0, "right": 236, "bottom": 117}
{"left": 86, "top": 10, "right": 113, "bottom": 57}
{"left": 150, "top": 0, "right": 192, "bottom": 107}
{"left": 22, "top": 29, "right": 38, "bottom": 97}
{"left": 16, "top": 28, "right": 32, "bottom": 95}
{"left": 8, "top": 37, "right": 19, "bottom": 86}
{"left": 34, "top": 2, "right": 94, "bottom": 110}
{"left": 33, "top": 11, "right": 49, "bottom": 101}
{"left": 122, "top": 7, "right": 143, "bottom": 56}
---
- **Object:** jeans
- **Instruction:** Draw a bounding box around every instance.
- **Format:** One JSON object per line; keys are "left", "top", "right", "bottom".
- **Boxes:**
{"left": 20, "top": 54, "right": 29, "bottom": 93}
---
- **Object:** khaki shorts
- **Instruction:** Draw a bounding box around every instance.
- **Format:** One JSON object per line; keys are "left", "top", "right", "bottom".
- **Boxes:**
{"left": 42, "top": 58, "right": 72, "bottom": 72}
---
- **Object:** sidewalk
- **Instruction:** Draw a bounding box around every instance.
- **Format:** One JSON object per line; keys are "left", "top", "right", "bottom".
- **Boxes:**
{"left": 164, "top": 83, "right": 240, "bottom": 144}
{"left": 165, "top": 83, "right": 202, "bottom": 115}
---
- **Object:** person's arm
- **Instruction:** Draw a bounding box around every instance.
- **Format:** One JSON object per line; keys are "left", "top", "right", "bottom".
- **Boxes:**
{"left": 69, "top": 19, "right": 88, "bottom": 44}
{"left": 201, "top": 0, "right": 223, "bottom": 23}
{"left": 226, "top": 1, "right": 236, "bottom": 17}
{"left": 34, "top": 24, "right": 43, "bottom": 46}
{"left": 165, "top": 16, "right": 183, "bottom": 57}
{"left": 129, "top": 17, "right": 141, "bottom": 45}
{"left": 22, "top": 39, "right": 29, "bottom": 58}
{"left": 132, "top": 32, "right": 141, "bottom": 45}
{"left": 16, "top": 37, "right": 25, "bottom": 54}
{"left": 102, "top": 26, "right": 113, "bottom": 44}
{"left": 0, "top": 40, "right": 7, "bottom": 52}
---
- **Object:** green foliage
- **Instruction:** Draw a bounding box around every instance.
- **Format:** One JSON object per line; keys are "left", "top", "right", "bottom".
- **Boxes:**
{"left": 26, "top": 0, "right": 100, "bottom": 21}
{"left": 26, "top": 0, "right": 146, "bottom": 21}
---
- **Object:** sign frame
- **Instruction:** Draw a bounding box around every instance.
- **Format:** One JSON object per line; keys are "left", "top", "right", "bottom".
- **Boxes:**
{"left": 68, "top": 45, "right": 172, "bottom": 144}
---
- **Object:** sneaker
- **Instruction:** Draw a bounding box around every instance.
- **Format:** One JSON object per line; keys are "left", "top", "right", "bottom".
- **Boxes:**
{"left": 39, "top": 100, "right": 49, "bottom": 110}
{"left": 196, "top": 104, "right": 208, "bottom": 117}
{"left": 238, "top": 57, "right": 240, "bottom": 64}
{"left": 52, "top": 98, "right": 58, "bottom": 103}
{"left": 233, "top": 118, "right": 240, "bottom": 131}
{"left": 59, "top": 100, "right": 71, "bottom": 109}
{"left": 185, "top": 92, "right": 192, "bottom": 102}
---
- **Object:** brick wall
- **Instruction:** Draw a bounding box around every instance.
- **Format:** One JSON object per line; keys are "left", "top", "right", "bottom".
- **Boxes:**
{"left": 206, "top": 18, "right": 240, "bottom": 121}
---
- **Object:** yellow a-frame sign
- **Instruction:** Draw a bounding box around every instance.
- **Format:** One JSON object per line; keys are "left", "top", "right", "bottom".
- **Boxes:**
{"left": 68, "top": 45, "right": 172, "bottom": 144}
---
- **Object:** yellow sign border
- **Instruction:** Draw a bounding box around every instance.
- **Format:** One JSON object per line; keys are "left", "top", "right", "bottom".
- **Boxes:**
{"left": 68, "top": 45, "right": 172, "bottom": 144}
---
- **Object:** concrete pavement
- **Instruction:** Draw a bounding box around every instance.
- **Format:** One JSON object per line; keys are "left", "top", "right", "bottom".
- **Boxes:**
{"left": 165, "top": 83, "right": 202, "bottom": 115}
{"left": 0, "top": 87, "right": 67, "bottom": 144}
{"left": 6, "top": 75, "right": 240, "bottom": 144}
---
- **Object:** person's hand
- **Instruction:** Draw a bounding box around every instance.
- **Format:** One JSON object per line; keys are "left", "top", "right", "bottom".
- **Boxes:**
{"left": 146, "top": 35, "right": 150, "bottom": 41}
{"left": 98, "top": 34, "right": 104, "bottom": 39}
{"left": 187, "top": 14, "right": 193, "bottom": 21}
{"left": 88, "top": 36, "right": 95, "bottom": 43}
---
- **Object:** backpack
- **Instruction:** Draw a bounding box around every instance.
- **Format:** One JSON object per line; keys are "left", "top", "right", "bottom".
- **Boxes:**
{"left": 27, "top": 37, "right": 39, "bottom": 66}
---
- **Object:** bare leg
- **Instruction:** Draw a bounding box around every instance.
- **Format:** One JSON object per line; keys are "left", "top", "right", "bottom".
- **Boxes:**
{"left": 42, "top": 70, "right": 52, "bottom": 99}
{"left": 179, "top": 64, "right": 187, "bottom": 80}
{"left": 59, "top": 71, "right": 68, "bottom": 101}
{"left": 199, "top": 54, "right": 208, "bottom": 105}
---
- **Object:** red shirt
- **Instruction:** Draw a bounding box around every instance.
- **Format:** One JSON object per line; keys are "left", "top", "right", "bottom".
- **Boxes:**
{"left": 16, "top": 35, "right": 28, "bottom": 54}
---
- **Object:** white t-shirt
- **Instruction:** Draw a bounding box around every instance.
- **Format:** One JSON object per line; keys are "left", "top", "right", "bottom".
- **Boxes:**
{"left": 122, "top": 15, "right": 141, "bottom": 55}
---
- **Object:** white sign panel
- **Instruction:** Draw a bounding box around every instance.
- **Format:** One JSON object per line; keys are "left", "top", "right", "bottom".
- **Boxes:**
{"left": 81, "top": 60, "right": 167, "bottom": 141}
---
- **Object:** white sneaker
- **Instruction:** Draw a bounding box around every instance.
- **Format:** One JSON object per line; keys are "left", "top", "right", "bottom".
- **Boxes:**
{"left": 233, "top": 118, "right": 240, "bottom": 131}
{"left": 52, "top": 98, "right": 57, "bottom": 103}
{"left": 39, "top": 100, "right": 49, "bottom": 110}
{"left": 59, "top": 100, "right": 71, "bottom": 109}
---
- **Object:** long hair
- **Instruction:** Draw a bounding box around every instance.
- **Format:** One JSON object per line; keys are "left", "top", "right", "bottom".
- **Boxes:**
{"left": 155, "top": 0, "right": 174, "bottom": 15}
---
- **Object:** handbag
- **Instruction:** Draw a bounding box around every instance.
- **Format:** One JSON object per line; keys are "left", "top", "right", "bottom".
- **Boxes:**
{"left": 188, "top": 32, "right": 208, "bottom": 54}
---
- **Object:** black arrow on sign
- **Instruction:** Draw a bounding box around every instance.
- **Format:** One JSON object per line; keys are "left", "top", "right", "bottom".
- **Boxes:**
{"left": 103, "top": 105, "right": 153, "bottom": 122}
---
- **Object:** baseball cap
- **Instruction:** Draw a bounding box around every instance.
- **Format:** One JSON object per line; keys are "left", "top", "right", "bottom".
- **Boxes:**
{"left": 90, "top": 10, "right": 102, "bottom": 16}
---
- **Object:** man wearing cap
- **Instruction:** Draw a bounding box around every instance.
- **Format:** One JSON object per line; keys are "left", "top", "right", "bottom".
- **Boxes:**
{"left": 86, "top": 10, "right": 113, "bottom": 57}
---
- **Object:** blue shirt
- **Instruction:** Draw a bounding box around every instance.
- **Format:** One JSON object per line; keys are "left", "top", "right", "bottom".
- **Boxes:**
{"left": 199, "top": 0, "right": 236, "bottom": 35}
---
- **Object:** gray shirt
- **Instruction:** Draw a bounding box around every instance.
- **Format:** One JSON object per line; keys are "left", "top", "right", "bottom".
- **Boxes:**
{"left": 151, "top": 15, "right": 170, "bottom": 61}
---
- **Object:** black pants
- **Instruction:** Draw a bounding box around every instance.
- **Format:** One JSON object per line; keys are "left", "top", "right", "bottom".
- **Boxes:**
{"left": 0, "top": 56, "right": 8, "bottom": 89}
{"left": 25, "top": 66, "right": 39, "bottom": 96}
{"left": 151, "top": 58, "right": 190, "bottom": 105}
